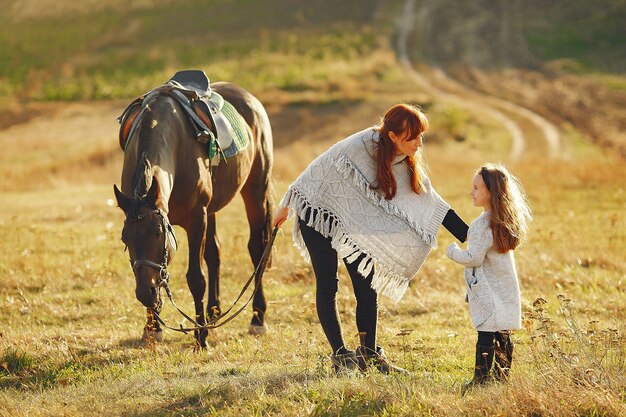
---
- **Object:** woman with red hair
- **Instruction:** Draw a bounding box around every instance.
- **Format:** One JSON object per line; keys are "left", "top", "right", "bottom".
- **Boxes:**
{"left": 273, "top": 104, "right": 467, "bottom": 374}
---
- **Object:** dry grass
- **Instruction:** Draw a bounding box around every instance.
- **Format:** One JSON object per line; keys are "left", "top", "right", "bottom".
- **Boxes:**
{"left": 0, "top": 53, "right": 625, "bottom": 417}
{"left": 2, "top": 0, "right": 624, "bottom": 414}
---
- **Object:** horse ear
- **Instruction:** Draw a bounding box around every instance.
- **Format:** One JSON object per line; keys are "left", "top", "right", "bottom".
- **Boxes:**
{"left": 113, "top": 185, "right": 131, "bottom": 212}
{"left": 146, "top": 176, "right": 165, "bottom": 210}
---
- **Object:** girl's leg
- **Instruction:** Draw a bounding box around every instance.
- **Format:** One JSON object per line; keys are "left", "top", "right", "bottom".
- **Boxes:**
{"left": 494, "top": 330, "right": 514, "bottom": 381}
{"left": 476, "top": 332, "right": 496, "bottom": 377}
{"left": 298, "top": 218, "right": 346, "bottom": 354}
{"left": 477, "top": 331, "right": 496, "bottom": 347}
{"left": 463, "top": 331, "right": 496, "bottom": 395}
{"left": 474, "top": 332, "right": 496, "bottom": 378}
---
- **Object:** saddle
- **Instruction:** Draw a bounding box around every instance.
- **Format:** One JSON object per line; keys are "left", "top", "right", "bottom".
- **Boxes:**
{"left": 117, "top": 70, "right": 247, "bottom": 165}
{"left": 167, "top": 69, "right": 212, "bottom": 98}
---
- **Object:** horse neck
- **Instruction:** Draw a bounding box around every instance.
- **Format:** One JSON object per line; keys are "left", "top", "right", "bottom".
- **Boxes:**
{"left": 123, "top": 93, "right": 193, "bottom": 212}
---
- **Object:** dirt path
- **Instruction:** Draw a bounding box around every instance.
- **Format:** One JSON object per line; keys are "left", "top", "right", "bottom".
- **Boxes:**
{"left": 397, "top": 0, "right": 561, "bottom": 160}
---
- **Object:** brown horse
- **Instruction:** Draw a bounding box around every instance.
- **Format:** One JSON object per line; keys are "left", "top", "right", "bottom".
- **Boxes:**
{"left": 113, "top": 82, "right": 274, "bottom": 348}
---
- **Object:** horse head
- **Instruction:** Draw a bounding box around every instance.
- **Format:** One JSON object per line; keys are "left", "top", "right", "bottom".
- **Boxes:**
{"left": 114, "top": 176, "right": 178, "bottom": 309}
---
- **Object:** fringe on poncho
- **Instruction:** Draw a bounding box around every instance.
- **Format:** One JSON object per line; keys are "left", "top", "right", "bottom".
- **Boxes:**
{"left": 280, "top": 128, "right": 449, "bottom": 302}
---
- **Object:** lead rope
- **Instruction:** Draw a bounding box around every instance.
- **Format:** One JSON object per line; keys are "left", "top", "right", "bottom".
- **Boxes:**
{"left": 152, "top": 226, "right": 278, "bottom": 333}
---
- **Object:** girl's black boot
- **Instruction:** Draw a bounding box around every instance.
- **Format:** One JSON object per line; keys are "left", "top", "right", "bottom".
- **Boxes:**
{"left": 494, "top": 333, "right": 514, "bottom": 382}
{"left": 461, "top": 344, "right": 495, "bottom": 396}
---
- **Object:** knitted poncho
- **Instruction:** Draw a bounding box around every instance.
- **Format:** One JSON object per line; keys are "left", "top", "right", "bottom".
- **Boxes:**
{"left": 280, "top": 128, "right": 450, "bottom": 301}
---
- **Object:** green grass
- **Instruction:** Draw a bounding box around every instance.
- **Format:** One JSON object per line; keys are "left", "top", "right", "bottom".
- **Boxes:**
{"left": 523, "top": 0, "right": 626, "bottom": 72}
{"left": 0, "top": 0, "right": 388, "bottom": 101}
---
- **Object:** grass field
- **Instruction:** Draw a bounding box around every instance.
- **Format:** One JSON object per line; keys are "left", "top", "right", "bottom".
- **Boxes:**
{"left": 0, "top": 75, "right": 624, "bottom": 415}
{"left": 1, "top": 0, "right": 625, "bottom": 416}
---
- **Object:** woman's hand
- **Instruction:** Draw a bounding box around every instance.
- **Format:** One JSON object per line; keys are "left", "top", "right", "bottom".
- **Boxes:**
{"left": 272, "top": 206, "right": 289, "bottom": 228}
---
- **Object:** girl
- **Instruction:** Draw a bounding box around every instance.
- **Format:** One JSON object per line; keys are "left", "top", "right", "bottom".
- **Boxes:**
{"left": 273, "top": 104, "right": 468, "bottom": 374}
{"left": 447, "top": 163, "right": 531, "bottom": 393}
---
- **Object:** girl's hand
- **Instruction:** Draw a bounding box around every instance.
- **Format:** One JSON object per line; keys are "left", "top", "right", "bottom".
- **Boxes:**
{"left": 273, "top": 206, "right": 289, "bottom": 228}
{"left": 446, "top": 242, "right": 459, "bottom": 258}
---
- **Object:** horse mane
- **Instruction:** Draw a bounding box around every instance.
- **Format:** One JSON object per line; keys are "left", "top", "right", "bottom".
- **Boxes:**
{"left": 132, "top": 152, "right": 153, "bottom": 199}
{"left": 129, "top": 91, "right": 175, "bottom": 201}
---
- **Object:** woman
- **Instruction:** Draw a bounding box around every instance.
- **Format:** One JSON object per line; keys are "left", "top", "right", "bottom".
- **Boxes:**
{"left": 273, "top": 104, "right": 468, "bottom": 374}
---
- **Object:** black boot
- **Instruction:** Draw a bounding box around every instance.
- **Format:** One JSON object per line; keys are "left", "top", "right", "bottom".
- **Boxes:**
{"left": 461, "top": 344, "right": 495, "bottom": 396}
{"left": 494, "top": 334, "right": 514, "bottom": 382}
{"left": 356, "top": 345, "right": 409, "bottom": 375}
{"left": 330, "top": 349, "right": 359, "bottom": 375}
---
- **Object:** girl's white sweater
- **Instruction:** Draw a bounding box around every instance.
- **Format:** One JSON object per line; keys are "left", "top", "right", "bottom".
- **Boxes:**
{"left": 447, "top": 211, "right": 522, "bottom": 331}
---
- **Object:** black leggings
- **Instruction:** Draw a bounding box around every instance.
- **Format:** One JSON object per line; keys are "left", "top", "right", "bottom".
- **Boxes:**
{"left": 477, "top": 331, "right": 511, "bottom": 347}
{"left": 299, "top": 218, "right": 378, "bottom": 354}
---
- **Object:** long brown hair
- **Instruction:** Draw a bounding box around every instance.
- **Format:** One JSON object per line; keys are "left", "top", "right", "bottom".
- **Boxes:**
{"left": 376, "top": 104, "right": 429, "bottom": 199}
{"left": 479, "top": 164, "right": 532, "bottom": 253}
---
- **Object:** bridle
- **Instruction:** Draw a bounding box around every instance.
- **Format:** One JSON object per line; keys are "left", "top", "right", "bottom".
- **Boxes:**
{"left": 126, "top": 208, "right": 178, "bottom": 290}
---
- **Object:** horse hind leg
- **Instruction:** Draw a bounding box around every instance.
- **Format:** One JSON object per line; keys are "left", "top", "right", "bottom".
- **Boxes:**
{"left": 241, "top": 173, "right": 274, "bottom": 335}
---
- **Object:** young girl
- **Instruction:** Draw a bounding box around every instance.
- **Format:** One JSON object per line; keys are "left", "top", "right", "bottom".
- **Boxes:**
{"left": 447, "top": 163, "right": 531, "bottom": 394}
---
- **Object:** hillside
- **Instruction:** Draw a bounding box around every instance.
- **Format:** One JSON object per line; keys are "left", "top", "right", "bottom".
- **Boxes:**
{"left": 405, "top": 0, "right": 626, "bottom": 156}
{"left": 1, "top": 0, "right": 624, "bottom": 155}
{"left": 0, "top": 0, "right": 388, "bottom": 101}
{"left": 411, "top": 0, "right": 626, "bottom": 72}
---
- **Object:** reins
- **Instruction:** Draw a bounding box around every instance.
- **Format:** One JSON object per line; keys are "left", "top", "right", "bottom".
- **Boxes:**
{"left": 152, "top": 226, "right": 278, "bottom": 333}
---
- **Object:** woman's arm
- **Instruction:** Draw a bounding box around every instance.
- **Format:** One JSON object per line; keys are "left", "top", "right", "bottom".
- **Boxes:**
{"left": 442, "top": 209, "right": 469, "bottom": 242}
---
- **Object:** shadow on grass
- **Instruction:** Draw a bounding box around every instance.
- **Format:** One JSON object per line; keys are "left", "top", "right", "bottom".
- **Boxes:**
{"left": 127, "top": 371, "right": 321, "bottom": 417}
{"left": 116, "top": 337, "right": 154, "bottom": 350}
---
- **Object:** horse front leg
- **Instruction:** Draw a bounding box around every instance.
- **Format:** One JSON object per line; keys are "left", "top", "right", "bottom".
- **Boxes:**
{"left": 241, "top": 182, "right": 273, "bottom": 335}
{"left": 142, "top": 307, "right": 163, "bottom": 344}
{"left": 184, "top": 207, "right": 209, "bottom": 348}
{"left": 204, "top": 214, "right": 221, "bottom": 322}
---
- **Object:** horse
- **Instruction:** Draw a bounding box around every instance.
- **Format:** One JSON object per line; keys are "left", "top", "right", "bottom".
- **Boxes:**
{"left": 113, "top": 81, "right": 274, "bottom": 348}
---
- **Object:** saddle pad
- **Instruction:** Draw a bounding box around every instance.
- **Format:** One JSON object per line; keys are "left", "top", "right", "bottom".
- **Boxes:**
{"left": 208, "top": 99, "right": 249, "bottom": 162}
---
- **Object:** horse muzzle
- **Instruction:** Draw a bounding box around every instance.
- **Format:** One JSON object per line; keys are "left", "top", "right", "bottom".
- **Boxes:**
{"left": 133, "top": 259, "right": 168, "bottom": 308}
{"left": 135, "top": 285, "right": 159, "bottom": 308}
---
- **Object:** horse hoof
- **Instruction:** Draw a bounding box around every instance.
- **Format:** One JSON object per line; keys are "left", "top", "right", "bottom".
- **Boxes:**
{"left": 142, "top": 329, "right": 163, "bottom": 344}
{"left": 248, "top": 324, "right": 268, "bottom": 335}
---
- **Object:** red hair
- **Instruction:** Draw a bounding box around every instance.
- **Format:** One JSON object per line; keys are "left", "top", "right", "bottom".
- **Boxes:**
{"left": 375, "top": 104, "right": 429, "bottom": 199}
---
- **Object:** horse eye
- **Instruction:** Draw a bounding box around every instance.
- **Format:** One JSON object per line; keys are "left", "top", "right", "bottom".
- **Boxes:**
{"left": 155, "top": 226, "right": 163, "bottom": 235}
